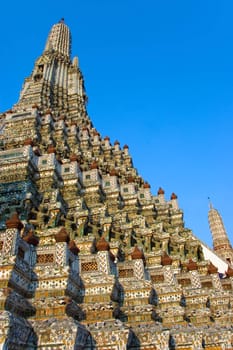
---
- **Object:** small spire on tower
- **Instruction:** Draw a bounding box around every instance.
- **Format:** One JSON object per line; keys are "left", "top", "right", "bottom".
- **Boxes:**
{"left": 208, "top": 203, "right": 233, "bottom": 263}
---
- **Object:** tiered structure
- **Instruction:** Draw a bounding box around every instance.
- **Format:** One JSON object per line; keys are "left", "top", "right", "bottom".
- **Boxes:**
{"left": 0, "top": 20, "right": 233, "bottom": 349}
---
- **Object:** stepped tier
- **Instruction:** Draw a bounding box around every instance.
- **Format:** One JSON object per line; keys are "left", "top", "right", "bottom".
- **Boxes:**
{"left": 0, "top": 20, "right": 233, "bottom": 350}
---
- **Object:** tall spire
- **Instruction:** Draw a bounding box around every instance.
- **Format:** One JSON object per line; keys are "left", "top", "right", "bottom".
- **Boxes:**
{"left": 44, "top": 19, "right": 71, "bottom": 58}
{"left": 14, "top": 21, "right": 87, "bottom": 115}
{"left": 208, "top": 203, "right": 233, "bottom": 264}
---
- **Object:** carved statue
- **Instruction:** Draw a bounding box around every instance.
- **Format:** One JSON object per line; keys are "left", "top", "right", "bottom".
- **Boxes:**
{"left": 47, "top": 209, "right": 61, "bottom": 228}
{"left": 151, "top": 234, "right": 162, "bottom": 251}
{"left": 143, "top": 233, "right": 152, "bottom": 252}
{"left": 77, "top": 221, "right": 86, "bottom": 237}
{"left": 168, "top": 237, "right": 180, "bottom": 255}
{"left": 122, "top": 230, "right": 132, "bottom": 249}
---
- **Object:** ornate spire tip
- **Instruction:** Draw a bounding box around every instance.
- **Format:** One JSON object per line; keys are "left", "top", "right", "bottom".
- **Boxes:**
{"left": 208, "top": 197, "right": 213, "bottom": 210}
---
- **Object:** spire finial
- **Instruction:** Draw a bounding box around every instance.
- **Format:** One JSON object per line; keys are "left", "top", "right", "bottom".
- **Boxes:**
{"left": 208, "top": 197, "right": 213, "bottom": 210}
{"left": 44, "top": 20, "right": 71, "bottom": 58}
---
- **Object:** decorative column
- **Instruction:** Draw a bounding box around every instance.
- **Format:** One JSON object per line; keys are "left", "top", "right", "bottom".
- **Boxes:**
{"left": 0, "top": 213, "right": 37, "bottom": 349}
{"left": 96, "top": 237, "right": 113, "bottom": 275}
{"left": 131, "top": 246, "right": 145, "bottom": 279}
{"left": 208, "top": 204, "right": 233, "bottom": 263}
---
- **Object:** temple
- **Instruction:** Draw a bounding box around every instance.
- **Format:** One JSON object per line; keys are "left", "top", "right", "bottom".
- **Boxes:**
{"left": 0, "top": 20, "right": 233, "bottom": 349}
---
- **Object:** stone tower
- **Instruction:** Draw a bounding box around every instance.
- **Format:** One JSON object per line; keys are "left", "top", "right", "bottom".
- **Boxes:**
{"left": 0, "top": 20, "right": 233, "bottom": 349}
{"left": 208, "top": 202, "right": 233, "bottom": 264}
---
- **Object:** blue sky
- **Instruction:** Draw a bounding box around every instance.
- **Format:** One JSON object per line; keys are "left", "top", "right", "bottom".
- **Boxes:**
{"left": 0, "top": 0, "right": 233, "bottom": 247}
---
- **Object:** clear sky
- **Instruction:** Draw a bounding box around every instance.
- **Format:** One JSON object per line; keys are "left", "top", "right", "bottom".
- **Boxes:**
{"left": 0, "top": 0, "right": 233, "bottom": 247}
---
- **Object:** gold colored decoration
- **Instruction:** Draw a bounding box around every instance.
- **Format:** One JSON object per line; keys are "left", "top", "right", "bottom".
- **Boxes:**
{"left": 81, "top": 261, "right": 98, "bottom": 272}
{"left": 37, "top": 254, "right": 54, "bottom": 264}
{"left": 118, "top": 269, "right": 134, "bottom": 278}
